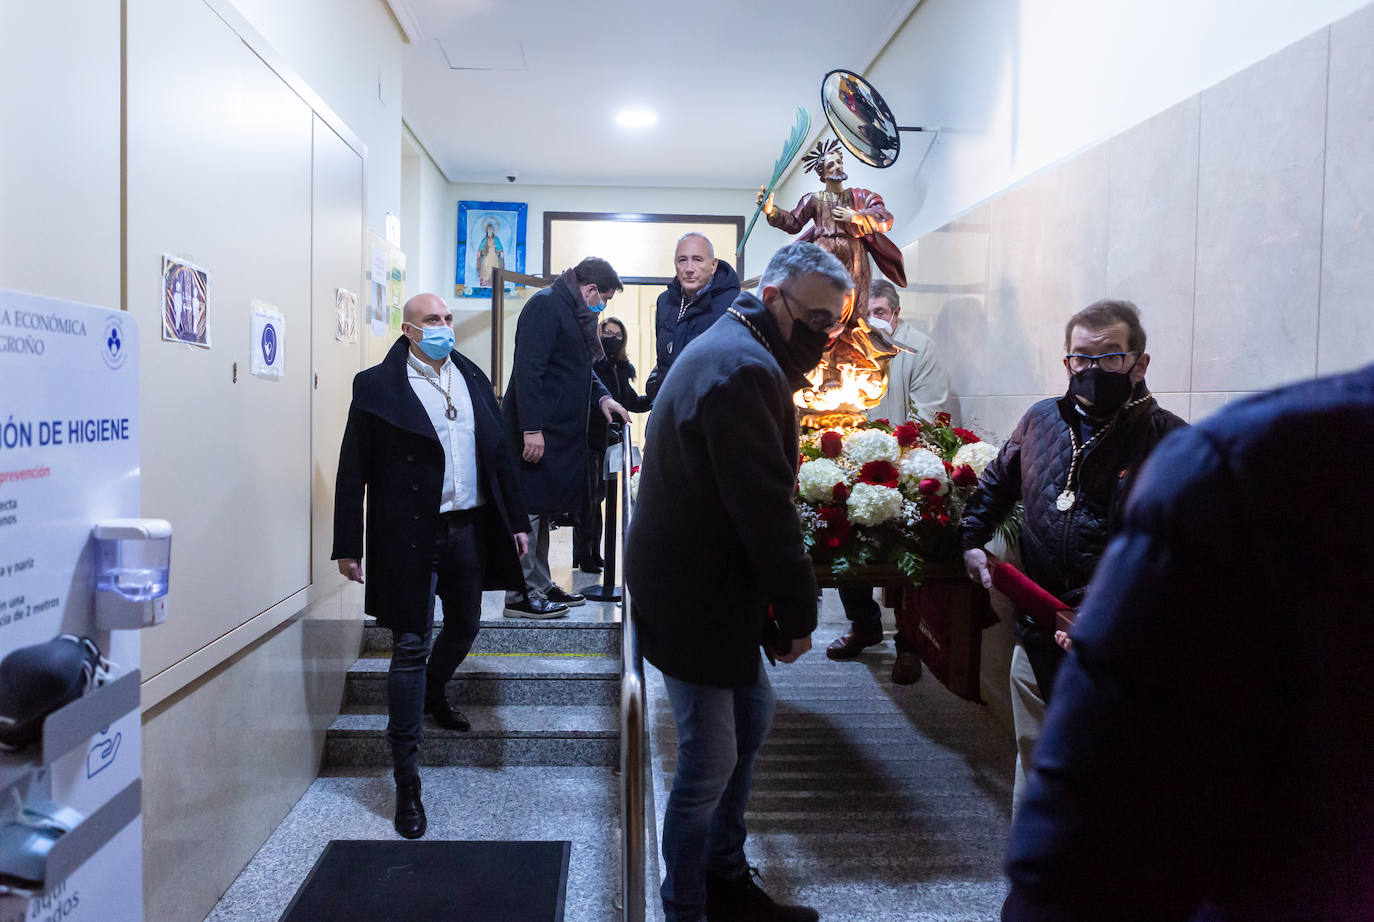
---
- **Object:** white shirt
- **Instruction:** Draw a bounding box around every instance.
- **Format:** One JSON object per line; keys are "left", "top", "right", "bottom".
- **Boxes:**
{"left": 406, "top": 353, "right": 484, "bottom": 512}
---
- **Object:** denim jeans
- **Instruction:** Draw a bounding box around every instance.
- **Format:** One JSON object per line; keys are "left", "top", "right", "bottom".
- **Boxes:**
{"left": 387, "top": 509, "right": 487, "bottom": 779}
{"left": 660, "top": 659, "right": 776, "bottom": 922}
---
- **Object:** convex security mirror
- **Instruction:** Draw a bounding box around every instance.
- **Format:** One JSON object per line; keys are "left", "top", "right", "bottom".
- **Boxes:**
{"left": 93, "top": 519, "right": 171, "bottom": 629}
{"left": 820, "top": 69, "right": 939, "bottom": 170}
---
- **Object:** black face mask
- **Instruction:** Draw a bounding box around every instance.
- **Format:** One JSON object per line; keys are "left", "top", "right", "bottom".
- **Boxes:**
{"left": 600, "top": 335, "right": 623, "bottom": 357}
{"left": 780, "top": 323, "right": 831, "bottom": 392}
{"left": 1068, "top": 367, "right": 1134, "bottom": 415}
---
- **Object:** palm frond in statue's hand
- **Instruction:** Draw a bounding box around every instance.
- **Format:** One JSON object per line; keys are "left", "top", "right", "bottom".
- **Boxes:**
{"left": 739, "top": 106, "right": 811, "bottom": 258}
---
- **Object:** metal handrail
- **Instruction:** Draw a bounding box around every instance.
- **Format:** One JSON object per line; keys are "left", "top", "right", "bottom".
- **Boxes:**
{"left": 618, "top": 426, "right": 647, "bottom": 922}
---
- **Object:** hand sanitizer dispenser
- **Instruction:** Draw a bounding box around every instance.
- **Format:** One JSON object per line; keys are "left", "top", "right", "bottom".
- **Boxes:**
{"left": 93, "top": 519, "right": 171, "bottom": 629}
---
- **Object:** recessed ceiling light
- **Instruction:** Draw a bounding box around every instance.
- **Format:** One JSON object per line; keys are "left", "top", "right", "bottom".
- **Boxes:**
{"left": 616, "top": 109, "right": 657, "bottom": 128}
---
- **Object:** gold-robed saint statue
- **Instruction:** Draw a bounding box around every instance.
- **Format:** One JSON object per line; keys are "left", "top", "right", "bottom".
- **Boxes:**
{"left": 757, "top": 139, "right": 908, "bottom": 426}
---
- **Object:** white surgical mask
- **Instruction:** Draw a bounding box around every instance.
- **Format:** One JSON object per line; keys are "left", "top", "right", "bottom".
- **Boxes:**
{"left": 868, "top": 316, "right": 893, "bottom": 335}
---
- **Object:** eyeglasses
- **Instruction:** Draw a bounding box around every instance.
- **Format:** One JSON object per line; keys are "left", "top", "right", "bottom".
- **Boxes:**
{"left": 780, "top": 288, "right": 845, "bottom": 335}
{"left": 1065, "top": 352, "right": 1137, "bottom": 373}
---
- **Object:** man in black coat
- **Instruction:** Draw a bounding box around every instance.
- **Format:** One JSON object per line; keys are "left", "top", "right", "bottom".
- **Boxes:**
{"left": 501, "top": 257, "right": 630, "bottom": 617}
{"left": 960, "top": 299, "right": 1187, "bottom": 811}
{"left": 1003, "top": 363, "right": 1374, "bottom": 922}
{"left": 627, "top": 242, "right": 849, "bottom": 922}
{"left": 333, "top": 293, "right": 529, "bottom": 839}
{"left": 644, "top": 231, "right": 741, "bottom": 399}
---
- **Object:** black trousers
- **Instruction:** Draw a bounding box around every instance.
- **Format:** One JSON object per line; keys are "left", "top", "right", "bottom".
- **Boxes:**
{"left": 386, "top": 507, "right": 488, "bottom": 778}
{"left": 837, "top": 583, "right": 912, "bottom": 651}
{"left": 573, "top": 448, "right": 606, "bottom": 566}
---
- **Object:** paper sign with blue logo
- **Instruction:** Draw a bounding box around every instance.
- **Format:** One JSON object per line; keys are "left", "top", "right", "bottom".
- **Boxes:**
{"left": 250, "top": 299, "right": 284, "bottom": 378}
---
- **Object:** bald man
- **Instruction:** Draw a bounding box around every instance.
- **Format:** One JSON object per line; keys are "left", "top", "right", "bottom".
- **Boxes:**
{"left": 333, "top": 293, "right": 530, "bottom": 839}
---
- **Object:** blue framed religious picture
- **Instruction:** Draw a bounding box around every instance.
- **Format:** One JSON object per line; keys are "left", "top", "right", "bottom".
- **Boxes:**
{"left": 456, "top": 201, "right": 527, "bottom": 297}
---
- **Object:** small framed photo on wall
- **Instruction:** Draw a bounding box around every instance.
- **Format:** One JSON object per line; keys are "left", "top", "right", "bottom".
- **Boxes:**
{"left": 456, "top": 200, "right": 527, "bottom": 297}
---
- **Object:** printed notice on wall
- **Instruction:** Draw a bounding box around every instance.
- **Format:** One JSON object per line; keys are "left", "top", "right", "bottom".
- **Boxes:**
{"left": 0, "top": 290, "right": 144, "bottom": 922}
{"left": 250, "top": 299, "right": 284, "bottom": 378}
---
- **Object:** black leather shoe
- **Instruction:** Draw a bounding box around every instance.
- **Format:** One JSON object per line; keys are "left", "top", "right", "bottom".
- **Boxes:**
{"left": 826, "top": 626, "right": 884, "bottom": 660}
{"left": 503, "top": 595, "right": 568, "bottom": 619}
{"left": 578, "top": 562, "right": 603, "bottom": 574}
{"left": 705, "top": 866, "right": 818, "bottom": 922}
{"left": 891, "top": 648, "right": 922, "bottom": 685}
{"left": 544, "top": 586, "right": 586, "bottom": 607}
{"left": 394, "top": 774, "right": 426, "bottom": 839}
{"left": 424, "top": 686, "right": 471, "bottom": 732}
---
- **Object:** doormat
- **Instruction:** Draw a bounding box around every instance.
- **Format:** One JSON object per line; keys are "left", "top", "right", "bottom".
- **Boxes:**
{"left": 279, "top": 839, "right": 571, "bottom": 922}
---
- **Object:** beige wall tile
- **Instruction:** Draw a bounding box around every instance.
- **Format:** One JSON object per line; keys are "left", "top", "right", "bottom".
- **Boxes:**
{"left": 1190, "top": 391, "right": 1258, "bottom": 422}
{"left": 1319, "top": 4, "right": 1374, "bottom": 375}
{"left": 1107, "top": 98, "right": 1201, "bottom": 394}
{"left": 1193, "top": 30, "right": 1328, "bottom": 391}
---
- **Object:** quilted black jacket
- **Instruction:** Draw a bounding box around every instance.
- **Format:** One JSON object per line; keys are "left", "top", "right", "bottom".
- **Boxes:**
{"left": 959, "top": 384, "right": 1187, "bottom": 605}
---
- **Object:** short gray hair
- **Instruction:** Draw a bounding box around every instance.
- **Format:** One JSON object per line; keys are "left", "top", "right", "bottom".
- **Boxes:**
{"left": 870, "top": 278, "right": 900, "bottom": 307}
{"left": 676, "top": 231, "right": 714, "bottom": 259}
{"left": 758, "top": 242, "right": 852, "bottom": 294}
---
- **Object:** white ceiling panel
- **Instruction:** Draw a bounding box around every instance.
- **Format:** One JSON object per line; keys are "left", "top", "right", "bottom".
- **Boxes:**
{"left": 400, "top": 0, "right": 914, "bottom": 188}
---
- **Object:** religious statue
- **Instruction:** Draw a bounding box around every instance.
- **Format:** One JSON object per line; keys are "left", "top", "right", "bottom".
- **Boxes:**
{"left": 476, "top": 221, "right": 505, "bottom": 287}
{"left": 757, "top": 139, "right": 907, "bottom": 415}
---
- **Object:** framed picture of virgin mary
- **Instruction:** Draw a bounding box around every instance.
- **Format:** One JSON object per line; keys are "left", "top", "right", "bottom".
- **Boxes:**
{"left": 456, "top": 200, "right": 527, "bottom": 297}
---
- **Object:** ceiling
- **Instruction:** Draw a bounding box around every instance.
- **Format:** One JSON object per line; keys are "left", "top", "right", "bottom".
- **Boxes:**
{"left": 395, "top": 0, "right": 916, "bottom": 189}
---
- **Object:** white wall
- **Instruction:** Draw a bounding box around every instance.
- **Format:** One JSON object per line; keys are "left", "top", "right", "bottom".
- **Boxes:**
{"left": 401, "top": 124, "right": 452, "bottom": 302}
{"left": 227, "top": 0, "right": 404, "bottom": 233}
{"left": 774, "top": 0, "right": 1374, "bottom": 248}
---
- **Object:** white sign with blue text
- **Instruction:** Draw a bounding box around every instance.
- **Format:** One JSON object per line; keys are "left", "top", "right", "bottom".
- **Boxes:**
{"left": 0, "top": 290, "right": 143, "bottom": 922}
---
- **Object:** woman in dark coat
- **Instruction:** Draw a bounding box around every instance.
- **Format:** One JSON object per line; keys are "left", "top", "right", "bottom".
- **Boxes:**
{"left": 574, "top": 316, "right": 653, "bottom": 572}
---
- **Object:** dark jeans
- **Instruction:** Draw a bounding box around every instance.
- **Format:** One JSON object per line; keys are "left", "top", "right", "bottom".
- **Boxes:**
{"left": 660, "top": 660, "right": 775, "bottom": 922}
{"left": 387, "top": 508, "right": 488, "bottom": 779}
{"left": 838, "top": 583, "right": 912, "bottom": 650}
{"left": 573, "top": 448, "right": 606, "bottom": 566}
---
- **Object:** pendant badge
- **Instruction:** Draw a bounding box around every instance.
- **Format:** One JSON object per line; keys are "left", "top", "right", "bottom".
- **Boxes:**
{"left": 1056, "top": 490, "right": 1076, "bottom": 512}
{"left": 445, "top": 405, "right": 458, "bottom": 421}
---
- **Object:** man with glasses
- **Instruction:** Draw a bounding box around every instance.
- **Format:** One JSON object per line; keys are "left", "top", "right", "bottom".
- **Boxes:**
{"left": 628, "top": 242, "right": 849, "bottom": 922}
{"left": 958, "top": 299, "right": 1186, "bottom": 811}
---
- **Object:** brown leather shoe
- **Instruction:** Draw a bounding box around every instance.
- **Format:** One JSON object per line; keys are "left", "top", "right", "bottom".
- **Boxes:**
{"left": 891, "top": 649, "right": 922, "bottom": 685}
{"left": 826, "top": 628, "right": 884, "bottom": 660}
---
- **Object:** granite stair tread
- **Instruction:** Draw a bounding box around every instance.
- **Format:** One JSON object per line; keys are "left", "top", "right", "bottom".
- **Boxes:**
{"left": 347, "top": 653, "right": 619, "bottom": 679}
{"left": 330, "top": 704, "right": 618, "bottom": 738}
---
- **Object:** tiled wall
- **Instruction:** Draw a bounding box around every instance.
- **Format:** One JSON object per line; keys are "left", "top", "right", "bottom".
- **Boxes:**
{"left": 905, "top": 6, "right": 1374, "bottom": 446}
{"left": 901, "top": 6, "right": 1374, "bottom": 723}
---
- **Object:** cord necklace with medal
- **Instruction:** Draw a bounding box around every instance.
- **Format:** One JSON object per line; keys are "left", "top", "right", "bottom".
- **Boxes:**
{"left": 409, "top": 355, "right": 459, "bottom": 421}
{"left": 1056, "top": 394, "right": 1151, "bottom": 512}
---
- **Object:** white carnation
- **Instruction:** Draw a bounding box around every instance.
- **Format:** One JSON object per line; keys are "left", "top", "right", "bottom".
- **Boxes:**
{"left": 847, "top": 482, "right": 904, "bottom": 525}
{"left": 899, "top": 448, "right": 949, "bottom": 494}
{"left": 953, "top": 441, "right": 1001, "bottom": 475}
{"left": 797, "top": 458, "right": 847, "bottom": 504}
{"left": 843, "top": 429, "right": 899, "bottom": 464}
{"left": 630, "top": 470, "right": 641, "bottom": 500}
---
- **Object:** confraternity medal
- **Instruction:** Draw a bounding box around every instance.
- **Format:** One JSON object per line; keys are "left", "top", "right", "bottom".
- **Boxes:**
{"left": 1056, "top": 490, "right": 1075, "bottom": 512}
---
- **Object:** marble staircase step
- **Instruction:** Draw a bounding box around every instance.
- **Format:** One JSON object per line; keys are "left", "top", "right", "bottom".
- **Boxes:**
{"left": 343, "top": 653, "right": 621, "bottom": 706}
{"left": 362, "top": 615, "right": 621, "bottom": 657}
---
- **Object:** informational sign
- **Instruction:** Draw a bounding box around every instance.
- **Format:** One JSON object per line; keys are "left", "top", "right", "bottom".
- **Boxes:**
{"left": 334, "top": 288, "right": 357, "bottom": 344}
{"left": 250, "top": 299, "right": 284, "bottom": 378}
{"left": 0, "top": 290, "right": 143, "bottom": 922}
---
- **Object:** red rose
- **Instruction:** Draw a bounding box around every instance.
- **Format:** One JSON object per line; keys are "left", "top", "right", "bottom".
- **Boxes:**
{"left": 893, "top": 422, "right": 921, "bottom": 448}
{"left": 942, "top": 459, "right": 954, "bottom": 473}
{"left": 632, "top": 465, "right": 641, "bottom": 475}
{"left": 872, "top": 418, "right": 891, "bottom": 427}
{"left": 832, "top": 482, "right": 850, "bottom": 502}
{"left": 935, "top": 412, "right": 952, "bottom": 427}
{"left": 858, "top": 460, "right": 900, "bottom": 488}
{"left": 953, "top": 427, "right": 980, "bottom": 444}
{"left": 818, "top": 504, "right": 849, "bottom": 525}
{"left": 918, "top": 478, "right": 942, "bottom": 496}
{"left": 820, "top": 431, "right": 843, "bottom": 458}
{"left": 937, "top": 514, "right": 951, "bottom": 526}
{"left": 951, "top": 464, "right": 979, "bottom": 487}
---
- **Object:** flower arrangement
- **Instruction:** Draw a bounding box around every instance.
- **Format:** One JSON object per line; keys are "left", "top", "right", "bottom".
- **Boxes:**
{"left": 796, "top": 412, "right": 998, "bottom": 582}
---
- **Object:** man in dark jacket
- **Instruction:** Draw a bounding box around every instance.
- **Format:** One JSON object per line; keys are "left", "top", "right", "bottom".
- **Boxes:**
{"left": 627, "top": 242, "right": 848, "bottom": 922}
{"left": 960, "top": 299, "right": 1186, "bottom": 811}
{"left": 645, "top": 232, "right": 741, "bottom": 399}
{"left": 573, "top": 315, "right": 652, "bottom": 573}
{"left": 333, "top": 293, "right": 529, "bottom": 839}
{"left": 501, "top": 256, "right": 630, "bottom": 617}
{"left": 1004, "top": 363, "right": 1374, "bottom": 922}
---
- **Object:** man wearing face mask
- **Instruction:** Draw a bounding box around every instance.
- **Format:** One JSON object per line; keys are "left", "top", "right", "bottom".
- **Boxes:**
{"left": 958, "top": 299, "right": 1186, "bottom": 812}
{"left": 627, "top": 242, "right": 849, "bottom": 922}
{"left": 645, "top": 232, "right": 741, "bottom": 399}
{"left": 333, "top": 293, "right": 531, "bottom": 839}
{"left": 502, "top": 257, "right": 632, "bottom": 618}
{"left": 828, "top": 279, "right": 960, "bottom": 681}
